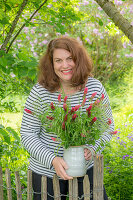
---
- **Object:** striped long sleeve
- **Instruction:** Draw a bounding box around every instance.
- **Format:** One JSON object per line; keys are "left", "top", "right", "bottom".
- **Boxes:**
{"left": 20, "top": 77, "right": 114, "bottom": 178}
{"left": 20, "top": 85, "right": 56, "bottom": 170}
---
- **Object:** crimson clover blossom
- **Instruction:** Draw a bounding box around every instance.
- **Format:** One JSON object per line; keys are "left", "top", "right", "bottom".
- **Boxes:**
{"left": 24, "top": 88, "right": 116, "bottom": 149}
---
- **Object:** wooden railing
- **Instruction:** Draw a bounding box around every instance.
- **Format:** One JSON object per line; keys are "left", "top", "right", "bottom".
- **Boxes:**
{"left": 0, "top": 155, "right": 104, "bottom": 200}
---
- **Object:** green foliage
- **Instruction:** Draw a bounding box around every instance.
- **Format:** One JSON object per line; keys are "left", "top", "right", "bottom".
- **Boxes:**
{"left": 0, "top": 50, "right": 36, "bottom": 112}
{"left": 0, "top": 124, "right": 28, "bottom": 171}
{"left": 0, "top": 120, "right": 29, "bottom": 200}
{"left": 105, "top": 67, "right": 133, "bottom": 111}
{"left": 0, "top": 70, "right": 30, "bottom": 112}
{"left": 104, "top": 105, "right": 133, "bottom": 200}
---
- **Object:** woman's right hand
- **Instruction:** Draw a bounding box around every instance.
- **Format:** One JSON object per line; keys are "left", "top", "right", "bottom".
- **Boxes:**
{"left": 52, "top": 157, "right": 73, "bottom": 180}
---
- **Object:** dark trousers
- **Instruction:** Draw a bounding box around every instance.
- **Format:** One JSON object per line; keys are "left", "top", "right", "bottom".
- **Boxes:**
{"left": 32, "top": 167, "right": 108, "bottom": 200}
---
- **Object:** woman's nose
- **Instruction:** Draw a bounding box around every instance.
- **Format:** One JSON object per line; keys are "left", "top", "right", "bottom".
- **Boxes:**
{"left": 62, "top": 60, "right": 69, "bottom": 68}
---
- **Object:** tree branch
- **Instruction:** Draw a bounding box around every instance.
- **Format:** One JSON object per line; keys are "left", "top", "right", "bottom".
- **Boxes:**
{"left": 0, "top": 0, "right": 28, "bottom": 51}
{"left": 94, "top": 0, "right": 133, "bottom": 44}
{"left": 6, "top": 0, "right": 48, "bottom": 53}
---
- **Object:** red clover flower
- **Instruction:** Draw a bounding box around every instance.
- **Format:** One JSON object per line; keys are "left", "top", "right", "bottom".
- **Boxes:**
{"left": 72, "top": 114, "right": 78, "bottom": 120}
{"left": 46, "top": 116, "right": 54, "bottom": 120}
{"left": 107, "top": 118, "right": 112, "bottom": 125}
{"left": 64, "top": 96, "right": 68, "bottom": 103}
{"left": 63, "top": 103, "right": 67, "bottom": 112}
{"left": 81, "top": 133, "right": 86, "bottom": 137}
{"left": 90, "top": 92, "right": 97, "bottom": 100}
{"left": 25, "top": 109, "right": 33, "bottom": 114}
{"left": 84, "top": 87, "right": 88, "bottom": 95}
{"left": 86, "top": 105, "right": 92, "bottom": 112}
{"left": 74, "top": 105, "right": 81, "bottom": 111}
{"left": 111, "top": 131, "right": 117, "bottom": 135}
{"left": 62, "top": 121, "right": 65, "bottom": 130}
{"left": 90, "top": 117, "right": 97, "bottom": 125}
{"left": 64, "top": 114, "right": 68, "bottom": 121}
{"left": 92, "top": 117, "right": 97, "bottom": 122}
{"left": 83, "top": 87, "right": 88, "bottom": 100}
{"left": 51, "top": 137, "right": 56, "bottom": 141}
{"left": 70, "top": 107, "right": 75, "bottom": 113}
{"left": 100, "top": 93, "right": 104, "bottom": 101}
{"left": 87, "top": 110, "right": 91, "bottom": 117}
{"left": 82, "top": 98, "right": 87, "bottom": 106}
{"left": 58, "top": 94, "right": 61, "bottom": 103}
{"left": 50, "top": 102, "right": 55, "bottom": 110}
{"left": 94, "top": 99, "right": 100, "bottom": 105}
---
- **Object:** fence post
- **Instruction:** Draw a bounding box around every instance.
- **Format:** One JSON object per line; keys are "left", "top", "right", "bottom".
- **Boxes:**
{"left": 69, "top": 179, "right": 73, "bottom": 200}
{"left": 41, "top": 175, "right": 47, "bottom": 200}
{"left": 93, "top": 154, "right": 104, "bottom": 200}
{"left": 68, "top": 178, "right": 78, "bottom": 200}
{"left": 5, "top": 168, "right": 12, "bottom": 200}
{"left": 27, "top": 170, "right": 32, "bottom": 200}
{"left": 0, "top": 167, "right": 4, "bottom": 200}
{"left": 53, "top": 174, "right": 61, "bottom": 200}
{"left": 73, "top": 178, "right": 78, "bottom": 200}
{"left": 15, "top": 171, "right": 22, "bottom": 200}
{"left": 83, "top": 175, "right": 90, "bottom": 200}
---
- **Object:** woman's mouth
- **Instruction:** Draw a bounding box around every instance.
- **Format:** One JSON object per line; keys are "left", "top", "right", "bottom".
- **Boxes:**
{"left": 62, "top": 69, "right": 72, "bottom": 75}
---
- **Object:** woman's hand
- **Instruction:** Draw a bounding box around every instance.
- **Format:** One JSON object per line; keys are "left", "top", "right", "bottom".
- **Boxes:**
{"left": 52, "top": 157, "right": 73, "bottom": 180}
{"left": 84, "top": 148, "right": 95, "bottom": 161}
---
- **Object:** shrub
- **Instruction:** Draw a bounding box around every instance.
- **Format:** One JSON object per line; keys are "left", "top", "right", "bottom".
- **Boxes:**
{"left": 103, "top": 105, "right": 133, "bottom": 200}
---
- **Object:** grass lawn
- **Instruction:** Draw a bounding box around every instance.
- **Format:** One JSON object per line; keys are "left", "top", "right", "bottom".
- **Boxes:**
{"left": 0, "top": 112, "right": 23, "bottom": 131}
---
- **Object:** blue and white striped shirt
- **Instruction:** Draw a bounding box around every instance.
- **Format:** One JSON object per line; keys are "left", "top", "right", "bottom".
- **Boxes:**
{"left": 20, "top": 77, "right": 114, "bottom": 178}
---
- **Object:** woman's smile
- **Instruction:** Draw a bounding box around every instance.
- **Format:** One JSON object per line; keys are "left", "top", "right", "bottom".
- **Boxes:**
{"left": 61, "top": 69, "right": 73, "bottom": 75}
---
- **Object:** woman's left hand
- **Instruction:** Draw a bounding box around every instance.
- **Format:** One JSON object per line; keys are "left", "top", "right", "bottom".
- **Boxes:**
{"left": 84, "top": 148, "right": 95, "bottom": 160}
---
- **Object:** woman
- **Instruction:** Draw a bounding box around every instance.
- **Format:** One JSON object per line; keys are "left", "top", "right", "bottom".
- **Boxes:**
{"left": 21, "top": 37, "right": 114, "bottom": 200}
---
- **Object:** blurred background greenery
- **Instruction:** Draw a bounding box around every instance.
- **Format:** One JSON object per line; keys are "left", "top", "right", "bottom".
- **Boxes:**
{"left": 0, "top": 0, "right": 133, "bottom": 199}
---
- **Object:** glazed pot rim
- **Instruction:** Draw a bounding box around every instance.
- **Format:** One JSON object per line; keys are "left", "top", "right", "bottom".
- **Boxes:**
{"left": 63, "top": 145, "right": 85, "bottom": 149}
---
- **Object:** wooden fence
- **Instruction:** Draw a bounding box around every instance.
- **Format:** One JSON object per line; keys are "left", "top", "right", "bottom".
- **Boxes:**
{"left": 0, "top": 154, "right": 104, "bottom": 200}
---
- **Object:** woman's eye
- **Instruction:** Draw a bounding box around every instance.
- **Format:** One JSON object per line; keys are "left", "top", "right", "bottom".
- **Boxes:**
{"left": 67, "top": 57, "right": 73, "bottom": 61}
{"left": 56, "top": 60, "right": 62, "bottom": 63}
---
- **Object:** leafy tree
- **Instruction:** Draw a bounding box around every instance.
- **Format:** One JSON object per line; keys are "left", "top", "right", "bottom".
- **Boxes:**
{"left": 95, "top": 0, "right": 133, "bottom": 43}
{"left": 0, "top": 0, "right": 132, "bottom": 112}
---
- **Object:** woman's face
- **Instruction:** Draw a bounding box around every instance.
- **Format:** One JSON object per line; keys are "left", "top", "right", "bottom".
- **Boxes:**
{"left": 53, "top": 48, "right": 75, "bottom": 86}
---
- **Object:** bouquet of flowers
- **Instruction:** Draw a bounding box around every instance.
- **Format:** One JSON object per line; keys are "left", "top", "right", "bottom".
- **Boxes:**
{"left": 25, "top": 87, "right": 117, "bottom": 149}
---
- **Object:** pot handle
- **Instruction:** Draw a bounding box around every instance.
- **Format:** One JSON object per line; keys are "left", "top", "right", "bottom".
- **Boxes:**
{"left": 83, "top": 145, "right": 94, "bottom": 168}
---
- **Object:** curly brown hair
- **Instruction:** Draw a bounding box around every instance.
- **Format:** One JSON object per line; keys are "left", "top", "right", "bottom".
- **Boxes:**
{"left": 38, "top": 36, "right": 93, "bottom": 92}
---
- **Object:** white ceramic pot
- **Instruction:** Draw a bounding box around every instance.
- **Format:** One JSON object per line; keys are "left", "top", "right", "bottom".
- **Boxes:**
{"left": 63, "top": 146, "right": 93, "bottom": 177}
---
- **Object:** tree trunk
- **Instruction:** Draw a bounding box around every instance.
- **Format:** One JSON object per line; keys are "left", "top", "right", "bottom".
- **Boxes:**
{"left": 1, "top": 0, "right": 28, "bottom": 51}
{"left": 6, "top": 0, "right": 48, "bottom": 53}
{"left": 0, "top": 0, "right": 48, "bottom": 53}
{"left": 94, "top": 0, "right": 133, "bottom": 44}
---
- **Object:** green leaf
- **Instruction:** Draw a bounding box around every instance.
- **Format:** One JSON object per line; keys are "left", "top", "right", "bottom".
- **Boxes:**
{"left": 0, "top": 65, "right": 7, "bottom": 73}
{"left": 6, "top": 54, "right": 15, "bottom": 65}
{"left": 106, "top": 25, "right": 111, "bottom": 30}
{"left": 0, "top": 56, "right": 7, "bottom": 67}
{"left": 26, "top": 60, "right": 38, "bottom": 69}
{"left": 5, "top": 4, "right": 12, "bottom": 11}
{"left": 28, "top": 69, "right": 37, "bottom": 81}
{"left": 99, "top": 19, "right": 103, "bottom": 26}
{"left": 18, "top": 67, "right": 28, "bottom": 77}
{"left": 33, "top": 2, "right": 40, "bottom": 9}
{"left": 0, "top": 50, "right": 6, "bottom": 57}
{"left": 0, "top": 17, "right": 9, "bottom": 25}
{"left": 6, "top": 127, "right": 20, "bottom": 142}
{"left": 90, "top": 16, "right": 96, "bottom": 22}
{"left": 0, "top": 128, "right": 10, "bottom": 144}
{"left": 0, "top": 124, "right": 4, "bottom": 129}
